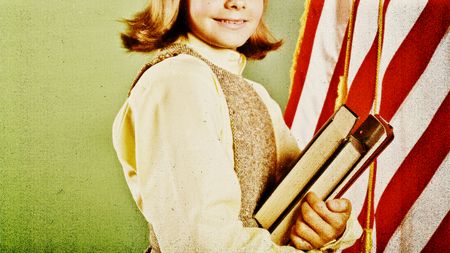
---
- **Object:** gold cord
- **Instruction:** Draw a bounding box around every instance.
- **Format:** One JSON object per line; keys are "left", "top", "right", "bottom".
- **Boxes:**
{"left": 363, "top": 162, "right": 376, "bottom": 253}
{"left": 364, "top": 0, "right": 384, "bottom": 252}
{"left": 374, "top": 0, "right": 384, "bottom": 115}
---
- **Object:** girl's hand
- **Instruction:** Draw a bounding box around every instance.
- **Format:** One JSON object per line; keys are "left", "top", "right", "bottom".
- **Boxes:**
{"left": 289, "top": 192, "right": 351, "bottom": 251}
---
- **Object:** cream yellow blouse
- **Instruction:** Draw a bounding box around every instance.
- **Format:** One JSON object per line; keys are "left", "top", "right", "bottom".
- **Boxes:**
{"left": 112, "top": 34, "right": 362, "bottom": 253}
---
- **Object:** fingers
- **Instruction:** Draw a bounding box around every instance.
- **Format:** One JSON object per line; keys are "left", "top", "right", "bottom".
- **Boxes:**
{"left": 305, "top": 192, "right": 349, "bottom": 229}
{"left": 301, "top": 199, "right": 338, "bottom": 243}
{"left": 326, "top": 198, "right": 352, "bottom": 213}
{"left": 290, "top": 231, "right": 314, "bottom": 251}
{"left": 290, "top": 216, "right": 326, "bottom": 249}
{"left": 290, "top": 192, "right": 353, "bottom": 251}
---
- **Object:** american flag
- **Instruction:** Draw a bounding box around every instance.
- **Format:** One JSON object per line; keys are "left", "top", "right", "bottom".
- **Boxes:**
{"left": 283, "top": 0, "right": 449, "bottom": 252}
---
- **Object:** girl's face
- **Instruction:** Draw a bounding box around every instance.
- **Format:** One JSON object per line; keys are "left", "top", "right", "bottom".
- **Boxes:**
{"left": 187, "top": 0, "right": 264, "bottom": 50}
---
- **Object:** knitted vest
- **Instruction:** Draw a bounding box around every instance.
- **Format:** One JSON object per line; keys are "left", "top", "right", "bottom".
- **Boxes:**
{"left": 130, "top": 44, "right": 278, "bottom": 252}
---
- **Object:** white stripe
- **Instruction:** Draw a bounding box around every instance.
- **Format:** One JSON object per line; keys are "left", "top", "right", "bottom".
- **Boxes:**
{"left": 385, "top": 155, "right": 450, "bottom": 253}
{"left": 378, "top": 0, "right": 428, "bottom": 81}
{"left": 375, "top": 31, "right": 449, "bottom": 207}
{"left": 347, "top": 0, "right": 379, "bottom": 87}
{"left": 290, "top": 0, "right": 352, "bottom": 148}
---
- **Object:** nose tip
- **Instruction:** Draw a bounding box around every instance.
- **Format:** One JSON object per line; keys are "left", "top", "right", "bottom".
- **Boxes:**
{"left": 225, "top": 0, "right": 246, "bottom": 10}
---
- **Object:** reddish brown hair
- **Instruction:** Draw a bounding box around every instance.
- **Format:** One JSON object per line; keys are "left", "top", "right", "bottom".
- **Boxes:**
{"left": 121, "top": 0, "right": 282, "bottom": 59}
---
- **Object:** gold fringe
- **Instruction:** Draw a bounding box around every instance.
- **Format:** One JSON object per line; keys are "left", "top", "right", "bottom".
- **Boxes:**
{"left": 333, "top": 0, "right": 356, "bottom": 111}
{"left": 288, "top": 0, "right": 312, "bottom": 96}
{"left": 334, "top": 75, "right": 348, "bottom": 111}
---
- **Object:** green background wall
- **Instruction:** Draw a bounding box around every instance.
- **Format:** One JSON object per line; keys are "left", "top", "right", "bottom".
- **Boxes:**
{"left": 0, "top": 1, "right": 304, "bottom": 252}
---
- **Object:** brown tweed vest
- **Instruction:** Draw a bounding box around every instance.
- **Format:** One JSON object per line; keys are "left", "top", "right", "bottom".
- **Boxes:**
{"left": 129, "top": 44, "right": 278, "bottom": 252}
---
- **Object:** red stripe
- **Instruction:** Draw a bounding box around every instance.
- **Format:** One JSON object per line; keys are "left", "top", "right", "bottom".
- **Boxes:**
{"left": 422, "top": 211, "right": 450, "bottom": 253}
{"left": 380, "top": 0, "right": 450, "bottom": 121}
{"left": 284, "top": 0, "right": 325, "bottom": 128}
{"left": 345, "top": 0, "right": 391, "bottom": 127}
{"left": 314, "top": 0, "right": 361, "bottom": 134}
{"left": 375, "top": 94, "right": 450, "bottom": 253}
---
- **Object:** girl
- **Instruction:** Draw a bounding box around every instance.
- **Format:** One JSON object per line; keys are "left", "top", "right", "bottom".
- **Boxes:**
{"left": 113, "top": 0, "right": 362, "bottom": 252}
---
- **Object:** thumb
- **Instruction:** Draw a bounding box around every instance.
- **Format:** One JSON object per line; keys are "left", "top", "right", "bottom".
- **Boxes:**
{"left": 326, "top": 198, "right": 351, "bottom": 213}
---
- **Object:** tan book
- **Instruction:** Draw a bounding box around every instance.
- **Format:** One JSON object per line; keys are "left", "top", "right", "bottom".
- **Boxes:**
{"left": 254, "top": 107, "right": 394, "bottom": 245}
{"left": 254, "top": 106, "right": 358, "bottom": 230}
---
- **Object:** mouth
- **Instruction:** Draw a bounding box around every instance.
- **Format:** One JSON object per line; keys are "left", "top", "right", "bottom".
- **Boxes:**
{"left": 213, "top": 18, "right": 248, "bottom": 29}
{"left": 214, "top": 18, "right": 247, "bottom": 24}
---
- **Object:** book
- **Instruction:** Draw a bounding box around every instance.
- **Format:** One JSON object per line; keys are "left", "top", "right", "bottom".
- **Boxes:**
{"left": 254, "top": 106, "right": 394, "bottom": 245}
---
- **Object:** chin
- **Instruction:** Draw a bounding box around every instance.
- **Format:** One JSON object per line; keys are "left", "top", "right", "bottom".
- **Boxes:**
{"left": 211, "top": 37, "right": 248, "bottom": 50}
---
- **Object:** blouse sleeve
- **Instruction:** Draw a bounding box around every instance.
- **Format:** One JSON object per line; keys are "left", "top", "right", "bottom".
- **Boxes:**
{"left": 121, "top": 55, "right": 302, "bottom": 253}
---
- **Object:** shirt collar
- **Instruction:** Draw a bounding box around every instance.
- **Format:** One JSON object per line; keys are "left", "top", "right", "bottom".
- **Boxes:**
{"left": 178, "top": 33, "right": 247, "bottom": 75}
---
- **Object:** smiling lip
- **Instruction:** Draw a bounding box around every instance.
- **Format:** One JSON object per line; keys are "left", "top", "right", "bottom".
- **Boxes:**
{"left": 214, "top": 18, "right": 248, "bottom": 29}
